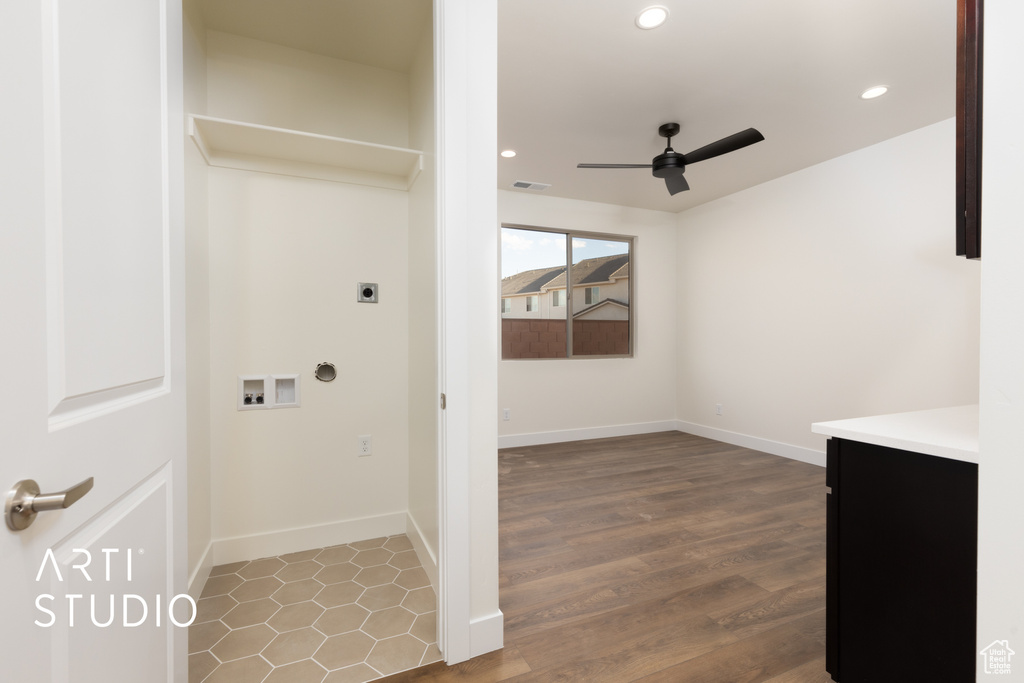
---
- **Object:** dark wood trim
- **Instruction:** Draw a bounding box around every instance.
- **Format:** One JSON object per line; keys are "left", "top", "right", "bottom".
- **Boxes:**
{"left": 957, "top": 0, "right": 983, "bottom": 259}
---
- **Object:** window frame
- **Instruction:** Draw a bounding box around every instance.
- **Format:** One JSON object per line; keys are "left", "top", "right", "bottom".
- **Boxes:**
{"left": 500, "top": 223, "right": 635, "bottom": 360}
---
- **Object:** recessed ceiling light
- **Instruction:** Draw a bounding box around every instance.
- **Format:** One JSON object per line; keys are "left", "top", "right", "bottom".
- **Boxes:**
{"left": 861, "top": 85, "right": 889, "bottom": 100}
{"left": 500, "top": 149, "right": 517, "bottom": 158}
{"left": 636, "top": 6, "right": 669, "bottom": 29}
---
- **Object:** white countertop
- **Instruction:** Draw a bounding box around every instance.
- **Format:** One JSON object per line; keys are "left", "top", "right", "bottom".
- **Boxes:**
{"left": 812, "top": 405, "right": 979, "bottom": 464}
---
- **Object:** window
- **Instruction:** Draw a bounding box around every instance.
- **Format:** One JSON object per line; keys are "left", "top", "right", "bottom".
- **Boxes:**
{"left": 501, "top": 298, "right": 511, "bottom": 314}
{"left": 500, "top": 224, "right": 632, "bottom": 359}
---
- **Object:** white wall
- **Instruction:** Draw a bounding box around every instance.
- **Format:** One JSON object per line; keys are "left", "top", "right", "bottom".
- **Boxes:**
{"left": 436, "top": 0, "right": 503, "bottom": 660}
{"left": 207, "top": 169, "right": 411, "bottom": 557}
{"left": 205, "top": 31, "right": 410, "bottom": 147}
{"left": 497, "top": 191, "right": 679, "bottom": 445}
{"left": 464, "top": 0, "right": 502, "bottom": 654}
{"left": 202, "top": 33, "right": 414, "bottom": 561}
{"left": 466, "top": 5, "right": 503, "bottom": 651}
{"left": 406, "top": 21, "right": 439, "bottom": 588}
{"left": 978, "top": 0, "right": 1024, "bottom": 671}
{"left": 675, "top": 119, "right": 980, "bottom": 457}
{"left": 183, "top": 5, "right": 212, "bottom": 592}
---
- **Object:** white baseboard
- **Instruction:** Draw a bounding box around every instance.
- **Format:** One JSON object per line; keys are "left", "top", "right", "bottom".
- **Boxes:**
{"left": 498, "top": 420, "right": 678, "bottom": 449}
{"left": 469, "top": 610, "right": 505, "bottom": 659}
{"left": 406, "top": 511, "right": 438, "bottom": 594}
{"left": 674, "top": 420, "right": 826, "bottom": 467}
{"left": 188, "top": 541, "right": 214, "bottom": 601}
{"left": 210, "top": 511, "right": 408, "bottom": 566}
{"left": 497, "top": 419, "right": 824, "bottom": 467}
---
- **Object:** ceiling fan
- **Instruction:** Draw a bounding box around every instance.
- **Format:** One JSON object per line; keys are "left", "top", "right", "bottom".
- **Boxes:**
{"left": 577, "top": 123, "right": 765, "bottom": 195}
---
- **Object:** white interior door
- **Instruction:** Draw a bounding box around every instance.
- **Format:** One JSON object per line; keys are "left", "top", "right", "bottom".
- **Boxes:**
{"left": 0, "top": 1, "right": 187, "bottom": 681}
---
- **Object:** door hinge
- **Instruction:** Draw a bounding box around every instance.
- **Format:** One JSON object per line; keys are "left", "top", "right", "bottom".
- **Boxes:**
{"left": 440, "top": 393, "right": 446, "bottom": 410}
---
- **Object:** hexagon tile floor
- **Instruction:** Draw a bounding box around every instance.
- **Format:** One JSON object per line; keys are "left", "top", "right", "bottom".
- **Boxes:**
{"left": 189, "top": 535, "right": 441, "bottom": 683}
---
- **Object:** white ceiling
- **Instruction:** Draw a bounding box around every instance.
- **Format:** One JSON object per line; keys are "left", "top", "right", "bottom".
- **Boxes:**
{"left": 194, "top": 0, "right": 956, "bottom": 214}
{"left": 499, "top": 0, "right": 956, "bottom": 213}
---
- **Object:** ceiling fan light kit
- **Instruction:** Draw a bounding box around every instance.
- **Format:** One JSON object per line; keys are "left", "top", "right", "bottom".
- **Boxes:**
{"left": 577, "top": 122, "right": 765, "bottom": 195}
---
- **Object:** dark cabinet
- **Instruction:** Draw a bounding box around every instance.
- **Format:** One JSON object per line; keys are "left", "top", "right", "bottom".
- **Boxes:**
{"left": 826, "top": 437, "right": 978, "bottom": 682}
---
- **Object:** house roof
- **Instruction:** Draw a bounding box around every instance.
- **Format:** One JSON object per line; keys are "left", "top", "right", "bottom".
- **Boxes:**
{"left": 500, "top": 265, "right": 566, "bottom": 296}
{"left": 608, "top": 262, "right": 629, "bottom": 280}
{"left": 501, "top": 254, "right": 629, "bottom": 296}
{"left": 573, "top": 298, "right": 629, "bottom": 318}
{"left": 543, "top": 254, "right": 630, "bottom": 289}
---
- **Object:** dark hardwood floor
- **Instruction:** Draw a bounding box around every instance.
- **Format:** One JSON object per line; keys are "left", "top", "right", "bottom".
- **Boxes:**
{"left": 383, "top": 431, "right": 830, "bottom": 682}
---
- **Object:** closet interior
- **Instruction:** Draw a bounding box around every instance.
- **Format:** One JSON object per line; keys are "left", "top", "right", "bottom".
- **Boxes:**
{"left": 183, "top": 0, "right": 439, "bottom": 616}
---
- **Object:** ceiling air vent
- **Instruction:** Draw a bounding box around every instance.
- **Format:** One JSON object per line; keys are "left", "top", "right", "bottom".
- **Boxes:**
{"left": 511, "top": 180, "right": 551, "bottom": 191}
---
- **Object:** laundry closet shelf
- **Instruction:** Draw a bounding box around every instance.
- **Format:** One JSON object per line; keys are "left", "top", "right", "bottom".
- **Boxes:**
{"left": 188, "top": 115, "right": 423, "bottom": 190}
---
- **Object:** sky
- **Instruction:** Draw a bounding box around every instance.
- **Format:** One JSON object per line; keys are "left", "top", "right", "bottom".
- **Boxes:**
{"left": 501, "top": 227, "right": 629, "bottom": 279}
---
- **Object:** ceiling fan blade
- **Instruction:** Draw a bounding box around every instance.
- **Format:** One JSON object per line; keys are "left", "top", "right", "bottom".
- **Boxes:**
{"left": 681, "top": 128, "right": 764, "bottom": 165}
{"left": 577, "top": 163, "right": 653, "bottom": 169}
{"left": 665, "top": 174, "right": 689, "bottom": 195}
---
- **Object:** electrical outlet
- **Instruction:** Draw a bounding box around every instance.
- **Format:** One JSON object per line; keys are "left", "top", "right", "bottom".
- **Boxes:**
{"left": 357, "top": 283, "right": 378, "bottom": 303}
{"left": 715, "top": 404, "right": 723, "bottom": 416}
{"left": 358, "top": 435, "right": 372, "bottom": 456}
{"left": 503, "top": 408, "right": 511, "bottom": 421}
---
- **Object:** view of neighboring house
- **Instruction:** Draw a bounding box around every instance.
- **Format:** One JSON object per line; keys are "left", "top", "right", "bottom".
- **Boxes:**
{"left": 500, "top": 254, "right": 631, "bottom": 358}
{"left": 500, "top": 254, "right": 630, "bottom": 320}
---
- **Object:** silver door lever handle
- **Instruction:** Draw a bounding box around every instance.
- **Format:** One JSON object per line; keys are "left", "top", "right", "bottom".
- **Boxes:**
{"left": 5, "top": 477, "right": 94, "bottom": 531}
